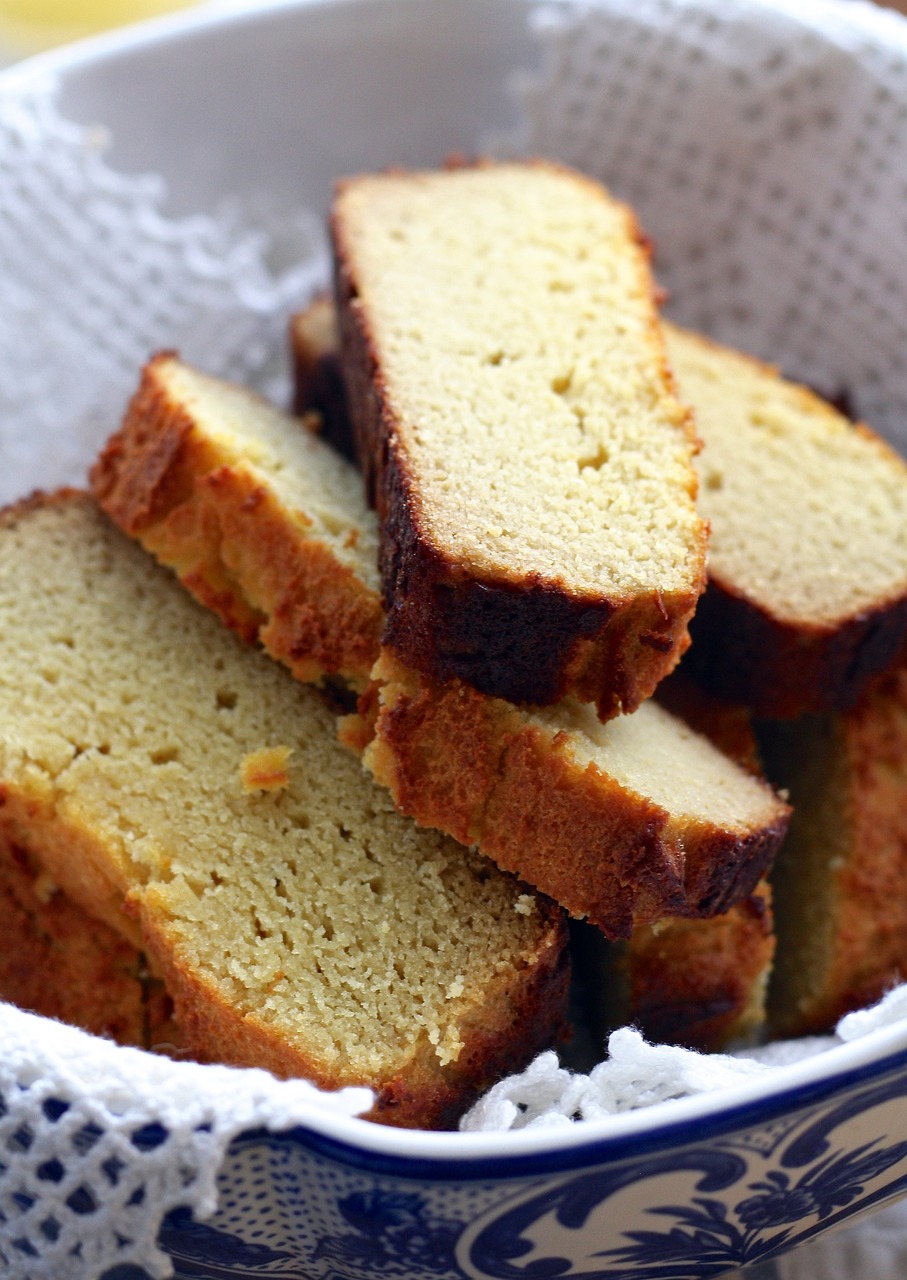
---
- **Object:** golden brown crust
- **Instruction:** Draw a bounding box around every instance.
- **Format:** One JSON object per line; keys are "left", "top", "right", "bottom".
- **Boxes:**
{"left": 0, "top": 775, "right": 141, "bottom": 947}
{"left": 615, "top": 885, "right": 775, "bottom": 1051}
{"left": 345, "top": 652, "right": 790, "bottom": 940}
{"left": 0, "top": 823, "right": 177, "bottom": 1049}
{"left": 140, "top": 891, "right": 570, "bottom": 1130}
{"left": 91, "top": 356, "right": 383, "bottom": 687}
{"left": 332, "top": 161, "right": 707, "bottom": 720}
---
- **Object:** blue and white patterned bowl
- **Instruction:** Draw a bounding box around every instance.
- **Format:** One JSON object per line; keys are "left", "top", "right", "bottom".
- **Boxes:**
{"left": 4, "top": 0, "right": 907, "bottom": 1276}
{"left": 160, "top": 1026, "right": 907, "bottom": 1278}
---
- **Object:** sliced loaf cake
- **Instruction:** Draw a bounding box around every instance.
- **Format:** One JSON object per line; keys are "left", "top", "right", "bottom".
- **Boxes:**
{"left": 587, "top": 678, "right": 775, "bottom": 1051}
{"left": 332, "top": 160, "right": 708, "bottom": 720}
{"left": 579, "top": 884, "right": 774, "bottom": 1053}
{"left": 94, "top": 358, "right": 789, "bottom": 938}
{"left": 91, "top": 354, "right": 383, "bottom": 690}
{"left": 350, "top": 650, "right": 789, "bottom": 937}
{"left": 665, "top": 323, "right": 907, "bottom": 717}
{"left": 0, "top": 826, "right": 178, "bottom": 1050}
{"left": 0, "top": 492, "right": 569, "bottom": 1128}
{"left": 760, "top": 664, "right": 907, "bottom": 1036}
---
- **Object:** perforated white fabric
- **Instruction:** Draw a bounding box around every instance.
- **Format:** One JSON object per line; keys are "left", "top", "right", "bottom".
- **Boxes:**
{"left": 2, "top": 1, "right": 907, "bottom": 1275}
{"left": 0, "top": 1003, "right": 372, "bottom": 1278}
{"left": 0, "top": 74, "right": 328, "bottom": 508}
{"left": 504, "top": 0, "right": 907, "bottom": 447}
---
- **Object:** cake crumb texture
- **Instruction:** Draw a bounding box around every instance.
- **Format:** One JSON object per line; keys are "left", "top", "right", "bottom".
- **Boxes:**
{"left": 667, "top": 323, "right": 907, "bottom": 716}
{"left": 0, "top": 492, "right": 568, "bottom": 1128}
{"left": 333, "top": 161, "right": 707, "bottom": 718}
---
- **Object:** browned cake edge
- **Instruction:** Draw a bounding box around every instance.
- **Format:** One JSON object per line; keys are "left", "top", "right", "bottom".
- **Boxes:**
{"left": 0, "top": 814, "right": 177, "bottom": 1050}
{"left": 331, "top": 161, "right": 707, "bottom": 720}
{"left": 341, "top": 651, "right": 790, "bottom": 940}
{"left": 141, "top": 899, "right": 570, "bottom": 1131}
{"left": 686, "top": 567, "right": 907, "bottom": 719}
{"left": 609, "top": 884, "right": 775, "bottom": 1051}
{"left": 90, "top": 355, "right": 382, "bottom": 688}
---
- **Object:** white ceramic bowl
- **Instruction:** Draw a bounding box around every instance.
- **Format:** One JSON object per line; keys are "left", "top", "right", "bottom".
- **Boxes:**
{"left": 4, "top": 2, "right": 907, "bottom": 1277}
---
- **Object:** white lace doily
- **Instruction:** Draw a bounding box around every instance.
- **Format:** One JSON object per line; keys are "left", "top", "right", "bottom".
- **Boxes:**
{"left": 0, "top": 1004, "right": 371, "bottom": 1279}
{"left": 0, "top": 73, "right": 328, "bottom": 508}
{"left": 2, "top": 1, "right": 907, "bottom": 1275}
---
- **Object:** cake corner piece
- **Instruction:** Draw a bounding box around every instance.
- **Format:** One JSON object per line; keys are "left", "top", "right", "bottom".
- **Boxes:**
{"left": 331, "top": 160, "right": 708, "bottom": 719}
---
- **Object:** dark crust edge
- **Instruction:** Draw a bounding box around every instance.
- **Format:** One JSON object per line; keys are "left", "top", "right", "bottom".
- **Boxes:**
{"left": 618, "top": 886, "right": 775, "bottom": 1051}
{"left": 331, "top": 164, "right": 705, "bottom": 719}
{"left": 359, "top": 656, "right": 791, "bottom": 939}
{"left": 686, "top": 575, "right": 907, "bottom": 719}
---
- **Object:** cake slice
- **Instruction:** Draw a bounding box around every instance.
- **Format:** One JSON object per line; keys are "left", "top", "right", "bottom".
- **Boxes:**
{"left": 348, "top": 651, "right": 789, "bottom": 937}
{"left": 665, "top": 323, "right": 907, "bottom": 717}
{"left": 577, "top": 883, "right": 774, "bottom": 1054}
{"left": 583, "top": 679, "right": 775, "bottom": 1052}
{"left": 91, "top": 354, "right": 383, "bottom": 690}
{"left": 0, "top": 492, "right": 568, "bottom": 1128}
{"left": 760, "top": 664, "right": 907, "bottom": 1036}
{"left": 0, "top": 825, "right": 178, "bottom": 1050}
{"left": 332, "top": 160, "right": 708, "bottom": 720}
{"left": 93, "top": 357, "right": 789, "bottom": 938}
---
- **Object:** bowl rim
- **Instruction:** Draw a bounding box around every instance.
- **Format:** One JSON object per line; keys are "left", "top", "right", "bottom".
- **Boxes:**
{"left": 1, "top": 0, "right": 906, "bottom": 92}
{"left": 0, "top": 0, "right": 339, "bottom": 86}
{"left": 273, "top": 1022, "right": 907, "bottom": 1168}
{"left": 3, "top": 0, "right": 907, "bottom": 1170}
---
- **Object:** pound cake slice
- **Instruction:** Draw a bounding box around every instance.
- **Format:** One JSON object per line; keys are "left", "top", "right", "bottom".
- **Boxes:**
{"left": 760, "top": 664, "right": 907, "bottom": 1036}
{"left": 91, "top": 354, "right": 383, "bottom": 690}
{"left": 348, "top": 651, "right": 790, "bottom": 938}
{"left": 579, "top": 680, "right": 775, "bottom": 1052}
{"left": 575, "top": 882, "right": 774, "bottom": 1054}
{"left": 0, "top": 492, "right": 568, "bottom": 1128}
{"left": 0, "top": 825, "right": 178, "bottom": 1050}
{"left": 95, "top": 357, "right": 789, "bottom": 938}
{"left": 332, "top": 161, "right": 708, "bottom": 720}
{"left": 665, "top": 323, "right": 907, "bottom": 717}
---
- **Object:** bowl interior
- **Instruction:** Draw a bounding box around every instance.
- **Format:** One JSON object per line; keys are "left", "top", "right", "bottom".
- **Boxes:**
{"left": 2, "top": 0, "right": 907, "bottom": 1168}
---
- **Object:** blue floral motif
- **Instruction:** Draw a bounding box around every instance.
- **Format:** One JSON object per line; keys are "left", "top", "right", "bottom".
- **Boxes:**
{"left": 159, "top": 1208, "right": 301, "bottom": 1279}
{"left": 313, "top": 1190, "right": 463, "bottom": 1277}
{"left": 464, "top": 1066, "right": 907, "bottom": 1280}
{"left": 599, "top": 1136, "right": 907, "bottom": 1276}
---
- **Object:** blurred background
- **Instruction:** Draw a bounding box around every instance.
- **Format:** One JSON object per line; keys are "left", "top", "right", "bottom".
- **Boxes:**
{"left": 0, "top": 0, "right": 904, "bottom": 67}
{"left": 0, "top": 0, "right": 209, "bottom": 64}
